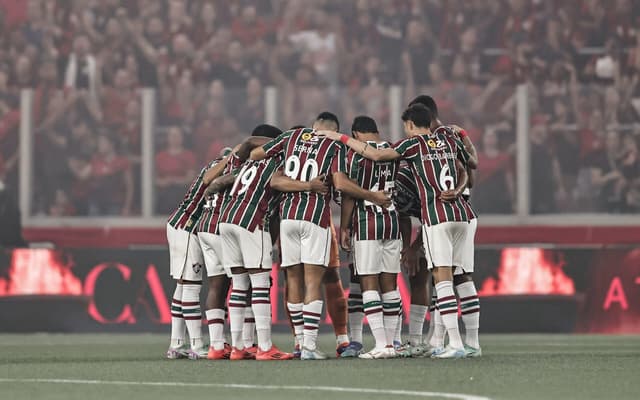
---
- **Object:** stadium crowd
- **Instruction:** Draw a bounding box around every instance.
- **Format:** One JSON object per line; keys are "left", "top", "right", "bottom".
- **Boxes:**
{"left": 0, "top": 0, "right": 638, "bottom": 216}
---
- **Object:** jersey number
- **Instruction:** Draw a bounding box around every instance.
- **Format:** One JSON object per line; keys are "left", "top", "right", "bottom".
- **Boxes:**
{"left": 285, "top": 155, "right": 319, "bottom": 182}
{"left": 229, "top": 165, "right": 258, "bottom": 196}
{"left": 364, "top": 181, "right": 395, "bottom": 211}
{"left": 439, "top": 165, "right": 455, "bottom": 191}
{"left": 204, "top": 193, "right": 218, "bottom": 210}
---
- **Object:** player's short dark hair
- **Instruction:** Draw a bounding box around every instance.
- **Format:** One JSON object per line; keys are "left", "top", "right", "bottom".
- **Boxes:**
{"left": 289, "top": 125, "right": 306, "bottom": 130}
{"left": 315, "top": 111, "right": 340, "bottom": 131}
{"left": 251, "top": 124, "right": 282, "bottom": 138}
{"left": 408, "top": 95, "right": 438, "bottom": 118}
{"left": 401, "top": 104, "right": 433, "bottom": 129}
{"left": 351, "top": 115, "right": 379, "bottom": 134}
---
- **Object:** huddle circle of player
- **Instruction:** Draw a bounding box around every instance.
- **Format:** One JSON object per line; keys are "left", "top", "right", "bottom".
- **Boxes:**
{"left": 166, "top": 95, "right": 481, "bottom": 361}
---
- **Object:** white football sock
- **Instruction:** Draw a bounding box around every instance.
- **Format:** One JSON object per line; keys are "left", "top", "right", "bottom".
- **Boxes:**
{"left": 181, "top": 284, "right": 203, "bottom": 349}
{"left": 243, "top": 302, "right": 256, "bottom": 348}
{"left": 205, "top": 308, "right": 225, "bottom": 350}
{"left": 250, "top": 272, "right": 272, "bottom": 352}
{"left": 425, "top": 292, "right": 438, "bottom": 344}
{"left": 456, "top": 281, "right": 480, "bottom": 349}
{"left": 170, "top": 283, "right": 186, "bottom": 348}
{"left": 394, "top": 296, "right": 403, "bottom": 344}
{"left": 287, "top": 302, "right": 304, "bottom": 347}
{"left": 362, "top": 290, "right": 387, "bottom": 349}
{"left": 409, "top": 304, "right": 428, "bottom": 346}
{"left": 435, "top": 280, "right": 463, "bottom": 350}
{"left": 302, "top": 300, "right": 323, "bottom": 351}
{"left": 229, "top": 273, "right": 250, "bottom": 349}
{"left": 382, "top": 290, "right": 401, "bottom": 346}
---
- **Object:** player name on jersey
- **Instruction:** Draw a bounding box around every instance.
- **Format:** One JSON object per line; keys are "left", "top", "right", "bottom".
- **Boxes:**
{"left": 263, "top": 127, "right": 347, "bottom": 228}
{"left": 394, "top": 129, "right": 476, "bottom": 226}
{"left": 347, "top": 142, "right": 400, "bottom": 241}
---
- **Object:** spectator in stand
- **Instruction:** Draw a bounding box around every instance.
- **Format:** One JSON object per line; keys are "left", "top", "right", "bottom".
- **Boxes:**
{"left": 231, "top": 5, "right": 269, "bottom": 47}
{"left": 102, "top": 68, "right": 135, "bottom": 128}
{"left": 375, "top": 0, "right": 405, "bottom": 77}
{"left": 530, "top": 118, "right": 567, "bottom": 213}
{"left": 588, "top": 130, "right": 639, "bottom": 213}
{"left": 86, "top": 134, "right": 133, "bottom": 216}
{"left": 474, "top": 128, "right": 515, "bottom": 214}
{"left": 0, "top": 0, "right": 639, "bottom": 216}
{"left": 62, "top": 35, "right": 100, "bottom": 99}
{"left": 402, "top": 18, "right": 434, "bottom": 88}
{"left": 287, "top": 9, "right": 343, "bottom": 87}
{"left": 194, "top": 99, "right": 226, "bottom": 164}
{"left": 237, "top": 76, "right": 264, "bottom": 133}
{"left": 155, "top": 126, "right": 196, "bottom": 214}
{"left": 0, "top": 178, "right": 26, "bottom": 247}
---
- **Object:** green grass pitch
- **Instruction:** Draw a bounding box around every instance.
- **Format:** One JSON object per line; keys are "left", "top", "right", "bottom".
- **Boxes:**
{"left": 1, "top": 333, "right": 639, "bottom": 400}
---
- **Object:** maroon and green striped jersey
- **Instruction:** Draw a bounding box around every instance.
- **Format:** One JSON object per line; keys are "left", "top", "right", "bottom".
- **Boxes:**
{"left": 196, "top": 153, "right": 243, "bottom": 234}
{"left": 219, "top": 154, "right": 284, "bottom": 232}
{"left": 394, "top": 127, "right": 476, "bottom": 226}
{"left": 262, "top": 127, "right": 347, "bottom": 228}
{"left": 168, "top": 159, "right": 219, "bottom": 233}
{"left": 346, "top": 142, "right": 400, "bottom": 241}
{"left": 394, "top": 165, "right": 421, "bottom": 219}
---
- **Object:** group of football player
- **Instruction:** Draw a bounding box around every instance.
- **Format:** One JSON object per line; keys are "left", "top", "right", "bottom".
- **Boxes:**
{"left": 165, "top": 95, "right": 481, "bottom": 361}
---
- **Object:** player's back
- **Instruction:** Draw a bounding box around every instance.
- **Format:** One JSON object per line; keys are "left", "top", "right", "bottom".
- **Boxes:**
{"left": 197, "top": 153, "right": 243, "bottom": 234}
{"left": 279, "top": 127, "right": 346, "bottom": 228}
{"left": 220, "top": 155, "right": 283, "bottom": 232}
{"left": 168, "top": 158, "right": 218, "bottom": 232}
{"left": 397, "top": 129, "right": 474, "bottom": 226}
{"left": 394, "top": 165, "right": 421, "bottom": 219}
{"left": 347, "top": 142, "right": 399, "bottom": 240}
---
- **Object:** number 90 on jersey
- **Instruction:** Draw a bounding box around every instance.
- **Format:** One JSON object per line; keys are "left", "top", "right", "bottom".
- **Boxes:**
{"left": 285, "top": 155, "right": 319, "bottom": 182}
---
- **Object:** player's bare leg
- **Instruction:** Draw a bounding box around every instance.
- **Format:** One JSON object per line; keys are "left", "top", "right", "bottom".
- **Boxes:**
{"left": 455, "top": 273, "right": 481, "bottom": 357}
{"left": 431, "top": 267, "right": 465, "bottom": 359}
{"left": 325, "top": 225, "right": 350, "bottom": 355}
{"left": 205, "top": 275, "right": 230, "bottom": 359}
{"left": 285, "top": 264, "right": 305, "bottom": 356}
{"left": 323, "top": 268, "right": 349, "bottom": 355}
{"left": 342, "top": 264, "right": 364, "bottom": 357}
{"left": 301, "top": 263, "right": 328, "bottom": 360}
{"left": 408, "top": 260, "right": 429, "bottom": 356}
{"left": 167, "top": 278, "right": 189, "bottom": 359}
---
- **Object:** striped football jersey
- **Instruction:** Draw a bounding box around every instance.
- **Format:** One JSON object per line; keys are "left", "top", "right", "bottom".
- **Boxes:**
{"left": 168, "top": 159, "right": 219, "bottom": 233}
{"left": 196, "top": 153, "right": 243, "bottom": 234}
{"left": 219, "top": 154, "right": 284, "bottom": 232}
{"left": 394, "top": 127, "right": 476, "bottom": 226}
{"left": 394, "top": 165, "right": 421, "bottom": 219}
{"left": 262, "top": 127, "right": 347, "bottom": 228}
{"left": 346, "top": 142, "right": 400, "bottom": 241}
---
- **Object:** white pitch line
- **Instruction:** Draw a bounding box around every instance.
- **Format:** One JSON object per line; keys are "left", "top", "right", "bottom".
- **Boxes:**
{"left": 0, "top": 378, "right": 492, "bottom": 400}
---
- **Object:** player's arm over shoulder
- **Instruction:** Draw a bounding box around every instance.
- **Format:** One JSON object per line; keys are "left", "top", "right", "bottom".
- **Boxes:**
{"left": 317, "top": 130, "right": 400, "bottom": 161}
{"left": 452, "top": 136, "right": 477, "bottom": 169}
{"left": 250, "top": 130, "right": 292, "bottom": 160}
{"left": 393, "top": 137, "right": 420, "bottom": 159}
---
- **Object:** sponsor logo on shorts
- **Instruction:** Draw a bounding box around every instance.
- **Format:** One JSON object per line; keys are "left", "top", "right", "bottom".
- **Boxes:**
{"left": 192, "top": 263, "right": 202, "bottom": 274}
